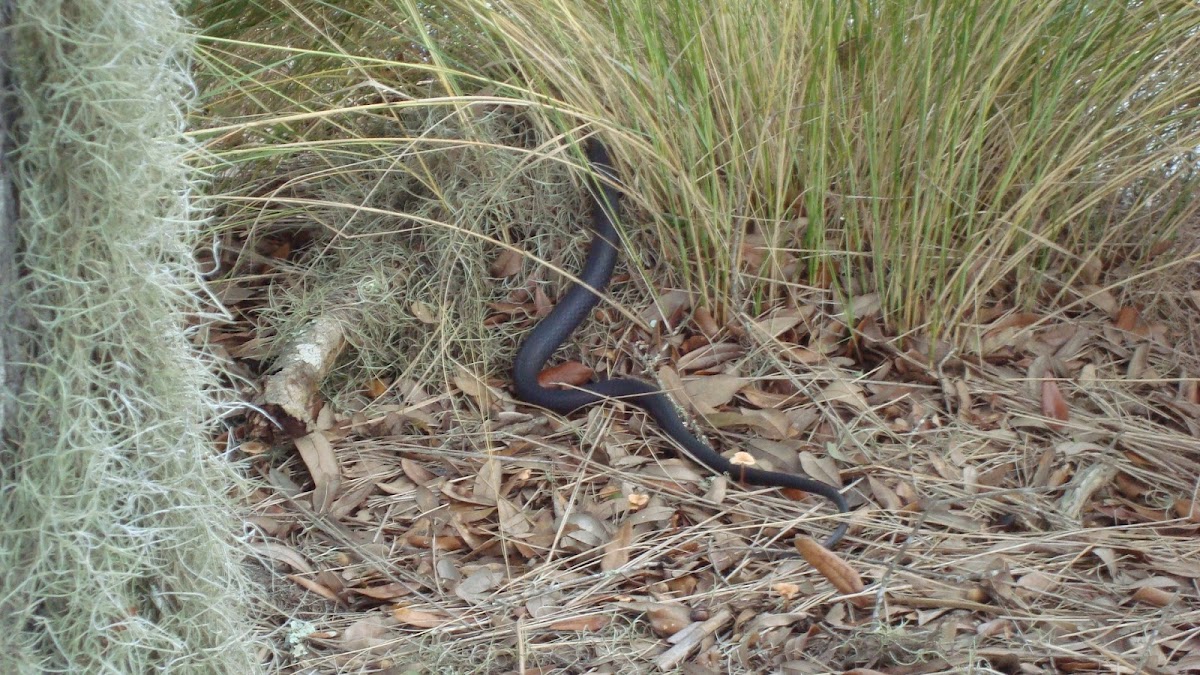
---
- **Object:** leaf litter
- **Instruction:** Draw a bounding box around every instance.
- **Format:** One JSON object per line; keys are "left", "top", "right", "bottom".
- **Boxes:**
{"left": 207, "top": 151, "right": 1200, "bottom": 673}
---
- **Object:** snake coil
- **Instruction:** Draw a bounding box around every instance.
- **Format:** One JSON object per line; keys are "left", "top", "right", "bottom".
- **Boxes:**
{"left": 512, "top": 142, "right": 849, "bottom": 549}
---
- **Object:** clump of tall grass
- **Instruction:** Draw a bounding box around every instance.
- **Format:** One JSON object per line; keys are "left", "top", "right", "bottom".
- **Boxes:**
{"left": 194, "top": 0, "right": 1200, "bottom": 346}
{"left": 433, "top": 0, "right": 1200, "bottom": 340}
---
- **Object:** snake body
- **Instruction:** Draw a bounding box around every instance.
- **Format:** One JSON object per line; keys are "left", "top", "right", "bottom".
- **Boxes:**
{"left": 512, "top": 142, "right": 848, "bottom": 549}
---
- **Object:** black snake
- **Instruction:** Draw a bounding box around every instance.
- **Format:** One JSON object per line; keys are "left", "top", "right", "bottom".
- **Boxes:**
{"left": 512, "top": 141, "right": 849, "bottom": 549}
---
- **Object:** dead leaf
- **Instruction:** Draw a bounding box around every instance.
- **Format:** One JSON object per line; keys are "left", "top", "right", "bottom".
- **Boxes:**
{"left": 490, "top": 248, "right": 523, "bottom": 278}
{"left": 626, "top": 504, "right": 677, "bottom": 526}
{"left": 1015, "top": 570, "right": 1058, "bottom": 600}
{"left": 455, "top": 567, "right": 503, "bottom": 604}
{"left": 1130, "top": 586, "right": 1176, "bottom": 607}
{"left": 784, "top": 406, "right": 820, "bottom": 433}
{"left": 781, "top": 345, "right": 823, "bottom": 365}
{"left": 365, "top": 378, "right": 389, "bottom": 399}
{"left": 1058, "top": 462, "right": 1116, "bottom": 522}
{"left": 683, "top": 374, "right": 744, "bottom": 411}
{"left": 1092, "top": 547, "right": 1119, "bottom": 579}
{"left": 525, "top": 593, "right": 558, "bottom": 619}
{"left": 1178, "top": 372, "right": 1200, "bottom": 405}
{"left": 693, "top": 305, "right": 720, "bottom": 338}
{"left": 473, "top": 458, "right": 502, "bottom": 505}
{"left": 392, "top": 605, "right": 453, "bottom": 628}
{"left": 454, "top": 366, "right": 495, "bottom": 407}
{"left": 601, "top": 520, "right": 635, "bottom": 572}
{"left": 924, "top": 508, "right": 986, "bottom": 533}
{"left": 1173, "top": 498, "right": 1200, "bottom": 523}
{"left": 352, "top": 583, "right": 412, "bottom": 601}
{"left": 665, "top": 575, "right": 698, "bottom": 597}
{"left": 984, "top": 311, "right": 1041, "bottom": 336}
{"left": 795, "top": 536, "right": 867, "bottom": 607}
{"left": 497, "top": 497, "right": 534, "bottom": 536}
{"left": 844, "top": 292, "right": 881, "bottom": 320}
{"left": 411, "top": 301, "right": 439, "bottom": 325}
{"left": 645, "top": 603, "right": 692, "bottom": 637}
{"left": 215, "top": 283, "right": 256, "bottom": 307}
{"left": 1128, "top": 343, "right": 1149, "bottom": 379}
{"left": 746, "top": 437, "right": 802, "bottom": 472}
{"left": 975, "top": 461, "right": 1014, "bottom": 488}
{"left": 548, "top": 615, "right": 610, "bottom": 631}
{"left": 533, "top": 286, "right": 552, "bottom": 316}
{"left": 674, "top": 343, "right": 744, "bottom": 372}
{"left": 706, "top": 409, "right": 782, "bottom": 439}
{"left": 249, "top": 542, "right": 315, "bottom": 575}
{"left": 798, "top": 452, "right": 842, "bottom": 488}
{"left": 239, "top": 439, "right": 269, "bottom": 456}
{"left": 813, "top": 380, "right": 868, "bottom": 411}
{"left": 868, "top": 476, "right": 903, "bottom": 511}
{"left": 1040, "top": 380, "right": 1069, "bottom": 431}
{"left": 635, "top": 460, "right": 704, "bottom": 484}
{"left": 1055, "top": 658, "right": 1105, "bottom": 672}
{"left": 705, "top": 475, "right": 728, "bottom": 504}
{"left": 287, "top": 574, "right": 339, "bottom": 602}
{"left": 1077, "top": 253, "right": 1103, "bottom": 284}
{"left": 1057, "top": 441, "right": 1107, "bottom": 457}
{"left": 743, "top": 610, "right": 809, "bottom": 632}
{"left": 976, "top": 618, "right": 1013, "bottom": 639}
{"left": 442, "top": 480, "right": 499, "bottom": 507}
{"left": 295, "top": 432, "right": 341, "bottom": 513}
{"left": 537, "top": 361, "right": 594, "bottom": 388}
{"left": 1114, "top": 472, "right": 1148, "bottom": 499}
{"left": 657, "top": 607, "right": 729, "bottom": 667}
{"left": 655, "top": 366, "right": 689, "bottom": 413}
{"left": 562, "top": 512, "right": 609, "bottom": 551}
{"left": 736, "top": 407, "right": 792, "bottom": 439}
{"left": 707, "top": 530, "right": 746, "bottom": 571}
{"left": 639, "top": 289, "right": 692, "bottom": 331}
{"left": 1026, "top": 354, "right": 1052, "bottom": 388}
{"left": 341, "top": 615, "right": 392, "bottom": 652}
{"left": 328, "top": 481, "right": 375, "bottom": 519}
{"left": 404, "top": 531, "right": 466, "bottom": 551}
{"left": 1114, "top": 306, "right": 1139, "bottom": 331}
{"left": 1080, "top": 285, "right": 1118, "bottom": 315}
{"left": 750, "top": 312, "right": 801, "bottom": 339}
{"left": 399, "top": 460, "right": 436, "bottom": 489}
{"left": 1149, "top": 554, "right": 1200, "bottom": 578}
{"left": 740, "top": 236, "right": 768, "bottom": 269}
{"left": 679, "top": 334, "right": 708, "bottom": 353}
